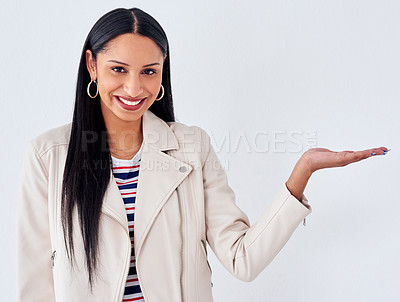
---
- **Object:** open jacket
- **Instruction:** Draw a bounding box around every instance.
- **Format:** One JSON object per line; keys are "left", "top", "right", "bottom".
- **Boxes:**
{"left": 16, "top": 110, "right": 311, "bottom": 302}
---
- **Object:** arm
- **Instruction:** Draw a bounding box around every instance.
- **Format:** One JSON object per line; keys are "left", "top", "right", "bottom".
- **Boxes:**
{"left": 201, "top": 124, "right": 387, "bottom": 282}
{"left": 201, "top": 130, "right": 311, "bottom": 282}
{"left": 16, "top": 141, "right": 56, "bottom": 301}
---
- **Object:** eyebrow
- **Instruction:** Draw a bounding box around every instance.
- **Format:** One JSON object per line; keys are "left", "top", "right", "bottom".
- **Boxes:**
{"left": 107, "top": 60, "right": 160, "bottom": 68}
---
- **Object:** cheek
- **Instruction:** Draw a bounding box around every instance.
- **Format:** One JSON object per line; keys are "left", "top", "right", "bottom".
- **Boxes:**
{"left": 98, "top": 73, "right": 121, "bottom": 96}
{"left": 149, "top": 83, "right": 161, "bottom": 95}
{"left": 147, "top": 76, "right": 163, "bottom": 95}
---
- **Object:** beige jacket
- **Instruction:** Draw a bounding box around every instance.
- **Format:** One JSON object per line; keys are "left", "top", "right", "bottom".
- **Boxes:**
{"left": 16, "top": 110, "right": 311, "bottom": 302}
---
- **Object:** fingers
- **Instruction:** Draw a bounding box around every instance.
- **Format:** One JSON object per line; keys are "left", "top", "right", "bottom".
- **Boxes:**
{"left": 338, "top": 151, "right": 367, "bottom": 166}
{"left": 369, "top": 147, "right": 390, "bottom": 157}
{"left": 338, "top": 147, "right": 389, "bottom": 166}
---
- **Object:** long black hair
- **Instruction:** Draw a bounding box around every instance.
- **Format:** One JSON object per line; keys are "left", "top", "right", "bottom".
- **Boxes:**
{"left": 61, "top": 7, "right": 175, "bottom": 291}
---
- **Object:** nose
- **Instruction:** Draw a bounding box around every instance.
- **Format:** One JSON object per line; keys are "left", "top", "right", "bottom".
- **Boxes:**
{"left": 123, "top": 74, "right": 143, "bottom": 97}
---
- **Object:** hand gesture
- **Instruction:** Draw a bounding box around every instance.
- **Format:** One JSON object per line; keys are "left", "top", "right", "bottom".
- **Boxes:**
{"left": 286, "top": 146, "right": 390, "bottom": 201}
{"left": 299, "top": 146, "right": 390, "bottom": 174}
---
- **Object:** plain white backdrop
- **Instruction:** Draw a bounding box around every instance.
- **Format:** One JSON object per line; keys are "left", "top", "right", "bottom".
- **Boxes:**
{"left": 2, "top": 1, "right": 399, "bottom": 301}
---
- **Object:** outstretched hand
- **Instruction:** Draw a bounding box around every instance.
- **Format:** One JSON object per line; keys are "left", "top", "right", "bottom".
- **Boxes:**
{"left": 299, "top": 146, "right": 390, "bottom": 174}
{"left": 285, "top": 146, "right": 390, "bottom": 201}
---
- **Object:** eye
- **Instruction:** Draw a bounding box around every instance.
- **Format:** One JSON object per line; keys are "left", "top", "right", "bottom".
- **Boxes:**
{"left": 111, "top": 66, "right": 126, "bottom": 73}
{"left": 142, "top": 69, "right": 157, "bottom": 75}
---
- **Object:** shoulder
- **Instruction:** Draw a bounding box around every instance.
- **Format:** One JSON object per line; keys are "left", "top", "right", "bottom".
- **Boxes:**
{"left": 28, "top": 122, "right": 72, "bottom": 156}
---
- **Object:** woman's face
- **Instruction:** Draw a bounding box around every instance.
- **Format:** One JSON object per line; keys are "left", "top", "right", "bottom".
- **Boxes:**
{"left": 86, "top": 33, "right": 165, "bottom": 126}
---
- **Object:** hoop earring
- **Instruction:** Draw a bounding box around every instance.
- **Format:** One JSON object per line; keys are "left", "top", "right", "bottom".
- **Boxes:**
{"left": 87, "top": 79, "right": 99, "bottom": 99}
{"left": 155, "top": 84, "right": 164, "bottom": 101}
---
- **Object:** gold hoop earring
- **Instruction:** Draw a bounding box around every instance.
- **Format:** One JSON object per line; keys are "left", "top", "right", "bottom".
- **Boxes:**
{"left": 87, "top": 79, "right": 99, "bottom": 99}
{"left": 155, "top": 84, "right": 164, "bottom": 101}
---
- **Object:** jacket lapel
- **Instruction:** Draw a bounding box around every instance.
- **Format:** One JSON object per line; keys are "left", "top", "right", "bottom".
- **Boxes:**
{"left": 102, "top": 170, "right": 130, "bottom": 231}
{"left": 101, "top": 110, "right": 193, "bottom": 256}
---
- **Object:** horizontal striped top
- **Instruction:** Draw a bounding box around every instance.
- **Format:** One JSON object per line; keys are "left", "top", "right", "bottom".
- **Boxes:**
{"left": 111, "top": 141, "right": 145, "bottom": 302}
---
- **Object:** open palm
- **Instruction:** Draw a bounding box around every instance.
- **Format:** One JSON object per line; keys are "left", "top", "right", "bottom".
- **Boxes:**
{"left": 300, "top": 146, "right": 389, "bottom": 174}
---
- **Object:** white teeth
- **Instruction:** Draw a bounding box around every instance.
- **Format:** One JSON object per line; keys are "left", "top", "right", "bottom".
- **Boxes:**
{"left": 118, "top": 96, "right": 143, "bottom": 106}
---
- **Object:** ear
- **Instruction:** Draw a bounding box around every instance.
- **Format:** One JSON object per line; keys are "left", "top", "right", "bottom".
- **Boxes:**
{"left": 85, "top": 49, "right": 97, "bottom": 80}
{"left": 163, "top": 54, "right": 167, "bottom": 62}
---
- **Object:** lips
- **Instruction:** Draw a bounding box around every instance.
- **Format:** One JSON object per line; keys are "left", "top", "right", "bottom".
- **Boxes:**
{"left": 114, "top": 95, "right": 146, "bottom": 111}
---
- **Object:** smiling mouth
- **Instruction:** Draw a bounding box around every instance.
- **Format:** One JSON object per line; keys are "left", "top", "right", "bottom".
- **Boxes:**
{"left": 116, "top": 96, "right": 145, "bottom": 106}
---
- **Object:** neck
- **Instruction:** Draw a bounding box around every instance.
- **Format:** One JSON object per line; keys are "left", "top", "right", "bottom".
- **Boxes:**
{"left": 101, "top": 107, "right": 143, "bottom": 155}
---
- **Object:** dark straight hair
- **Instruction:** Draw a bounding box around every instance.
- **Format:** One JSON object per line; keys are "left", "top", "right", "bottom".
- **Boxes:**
{"left": 61, "top": 7, "right": 175, "bottom": 291}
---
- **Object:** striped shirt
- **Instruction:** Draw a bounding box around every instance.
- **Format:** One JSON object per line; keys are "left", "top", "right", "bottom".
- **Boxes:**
{"left": 111, "top": 141, "right": 145, "bottom": 302}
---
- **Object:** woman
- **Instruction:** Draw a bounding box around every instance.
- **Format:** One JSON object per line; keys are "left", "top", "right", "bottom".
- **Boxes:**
{"left": 16, "top": 7, "right": 388, "bottom": 302}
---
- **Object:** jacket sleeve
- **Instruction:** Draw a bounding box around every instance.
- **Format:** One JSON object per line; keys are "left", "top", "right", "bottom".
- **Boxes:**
{"left": 16, "top": 140, "right": 56, "bottom": 301}
{"left": 200, "top": 128, "right": 312, "bottom": 282}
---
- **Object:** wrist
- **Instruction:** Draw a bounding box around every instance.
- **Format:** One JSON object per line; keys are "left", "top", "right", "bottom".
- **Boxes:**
{"left": 285, "top": 157, "right": 313, "bottom": 201}
{"left": 297, "top": 154, "right": 314, "bottom": 178}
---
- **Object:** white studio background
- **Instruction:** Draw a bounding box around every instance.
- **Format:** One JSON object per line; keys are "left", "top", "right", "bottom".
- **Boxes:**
{"left": 1, "top": 1, "right": 399, "bottom": 301}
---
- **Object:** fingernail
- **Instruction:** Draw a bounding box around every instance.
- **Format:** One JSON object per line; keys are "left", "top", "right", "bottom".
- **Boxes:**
{"left": 370, "top": 153, "right": 376, "bottom": 156}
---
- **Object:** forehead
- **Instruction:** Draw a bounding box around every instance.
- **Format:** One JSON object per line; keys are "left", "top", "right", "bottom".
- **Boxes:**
{"left": 99, "top": 33, "right": 164, "bottom": 64}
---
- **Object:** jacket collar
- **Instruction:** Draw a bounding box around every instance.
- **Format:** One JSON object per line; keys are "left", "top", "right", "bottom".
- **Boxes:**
{"left": 101, "top": 110, "right": 193, "bottom": 257}
{"left": 141, "top": 110, "right": 179, "bottom": 151}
